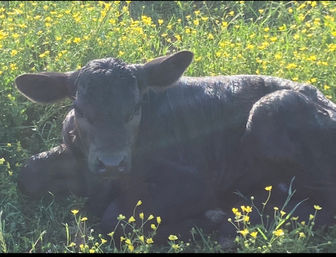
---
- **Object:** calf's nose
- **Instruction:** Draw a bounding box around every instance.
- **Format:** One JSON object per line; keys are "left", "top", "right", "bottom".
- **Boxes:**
{"left": 96, "top": 157, "right": 128, "bottom": 174}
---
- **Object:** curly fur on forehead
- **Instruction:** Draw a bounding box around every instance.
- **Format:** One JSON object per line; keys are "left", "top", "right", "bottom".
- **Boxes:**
{"left": 80, "top": 57, "right": 134, "bottom": 76}
{"left": 74, "top": 57, "right": 140, "bottom": 118}
{"left": 75, "top": 57, "right": 137, "bottom": 96}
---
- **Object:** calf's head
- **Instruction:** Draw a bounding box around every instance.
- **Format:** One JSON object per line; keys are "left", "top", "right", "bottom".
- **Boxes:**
{"left": 15, "top": 51, "right": 193, "bottom": 176}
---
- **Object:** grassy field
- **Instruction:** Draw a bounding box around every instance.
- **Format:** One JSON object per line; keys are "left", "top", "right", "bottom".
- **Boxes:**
{"left": 1, "top": 0, "right": 336, "bottom": 253}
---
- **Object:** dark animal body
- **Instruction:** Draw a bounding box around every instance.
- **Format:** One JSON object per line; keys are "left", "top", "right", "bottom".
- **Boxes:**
{"left": 15, "top": 51, "right": 336, "bottom": 243}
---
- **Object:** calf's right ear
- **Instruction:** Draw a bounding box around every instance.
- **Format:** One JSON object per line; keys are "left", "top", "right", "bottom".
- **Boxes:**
{"left": 138, "top": 50, "right": 193, "bottom": 91}
{"left": 15, "top": 71, "right": 77, "bottom": 103}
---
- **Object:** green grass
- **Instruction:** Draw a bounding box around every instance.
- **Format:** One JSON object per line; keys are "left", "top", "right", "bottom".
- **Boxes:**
{"left": 1, "top": 0, "right": 336, "bottom": 253}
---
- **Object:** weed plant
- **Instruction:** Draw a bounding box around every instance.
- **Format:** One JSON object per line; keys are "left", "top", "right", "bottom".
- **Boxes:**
{"left": 1, "top": 1, "right": 336, "bottom": 252}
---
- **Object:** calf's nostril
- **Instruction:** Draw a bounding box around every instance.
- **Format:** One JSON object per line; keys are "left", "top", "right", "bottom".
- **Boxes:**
{"left": 95, "top": 157, "right": 128, "bottom": 174}
{"left": 118, "top": 159, "right": 127, "bottom": 172}
{"left": 96, "top": 159, "right": 106, "bottom": 172}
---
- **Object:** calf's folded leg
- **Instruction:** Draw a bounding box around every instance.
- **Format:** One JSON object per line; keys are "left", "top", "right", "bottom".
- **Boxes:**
{"left": 18, "top": 144, "right": 89, "bottom": 198}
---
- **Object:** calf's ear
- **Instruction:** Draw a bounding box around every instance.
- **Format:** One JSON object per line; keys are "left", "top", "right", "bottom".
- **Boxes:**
{"left": 15, "top": 71, "right": 77, "bottom": 103}
{"left": 139, "top": 50, "right": 193, "bottom": 90}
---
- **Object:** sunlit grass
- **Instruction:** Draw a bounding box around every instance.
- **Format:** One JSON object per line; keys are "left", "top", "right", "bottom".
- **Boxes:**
{"left": 1, "top": 1, "right": 336, "bottom": 253}
{"left": 228, "top": 178, "right": 330, "bottom": 253}
{"left": 64, "top": 201, "right": 180, "bottom": 253}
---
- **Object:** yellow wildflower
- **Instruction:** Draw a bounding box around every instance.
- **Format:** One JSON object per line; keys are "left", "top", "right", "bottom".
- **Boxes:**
{"left": 279, "top": 24, "right": 286, "bottom": 31}
{"left": 10, "top": 63, "right": 18, "bottom": 71}
{"left": 234, "top": 211, "right": 242, "bottom": 218}
{"left": 68, "top": 242, "right": 76, "bottom": 247}
{"left": 273, "top": 229, "right": 284, "bottom": 237}
{"left": 246, "top": 43, "right": 254, "bottom": 50}
{"left": 275, "top": 53, "right": 282, "bottom": 60}
{"left": 11, "top": 50, "right": 18, "bottom": 57}
{"left": 222, "top": 21, "right": 228, "bottom": 28}
{"left": 141, "top": 15, "right": 152, "bottom": 25}
{"left": 310, "top": 1, "right": 317, "bottom": 7}
{"left": 250, "top": 231, "right": 258, "bottom": 238}
{"left": 168, "top": 235, "right": 178, "bottom": 241}
{"left": 172, "top": 244, "right": 180, "bottom": 250}
{"left": 239, "top": 228, "right": 249, "bottom": 237}
{"left": 286, "top": 63, "right": 297, "bottom": 69}
{"left": 307, "top": 55, "right": 317, "bottom": 61}
{"left": 39, "top": 51, "right": 50, "bottom": 58}
{"left": 314, "top": 205, "right": 322, "bottom": 210}
{"left": 232, "top": 207, "right": 239, "bottom": 214}
{"left": 71, "top": 209, "right": 79, "bottom": 215}
{"left": 208, "top": 33, "right": 214, "bottom": 40}
{"left": 324, "top": 85, "right": 331, "bottom": 90}
{"left": 117, "top": 214, "right": 126, "bottom": 220}
{"left": 73, "top": 37, "right": 81, "bottom": 44}
{"left": 146, "top": 238, "right": 154, "bottom": 244}
{"left": 128, "top": 216, "right": 136, "bottom": 223}
{"left": 265, "top": 186, "right": 272, "bottom": 191}
{"left": 128, "top": 244, "right": 134, "bottom": 252}
{"left": 241, "top": 205, "right": 252, "bottom": 213}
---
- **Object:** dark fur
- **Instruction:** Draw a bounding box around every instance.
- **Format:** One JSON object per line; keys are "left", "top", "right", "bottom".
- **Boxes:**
{"left": 16, "top": 52, "right": 336, "bottom": 244}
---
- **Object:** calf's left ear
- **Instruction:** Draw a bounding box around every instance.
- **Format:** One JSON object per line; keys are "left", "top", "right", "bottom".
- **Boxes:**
{"left": 138, "top": 50, "right": 193, "bottom": 90}
{"left": 15, "top": 71, "right": 77, "bottom": 104}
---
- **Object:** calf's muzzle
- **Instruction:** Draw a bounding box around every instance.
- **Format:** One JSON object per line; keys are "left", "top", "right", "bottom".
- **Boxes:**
{"left": 93, "top": 152, "right": 130, "bottom": 176}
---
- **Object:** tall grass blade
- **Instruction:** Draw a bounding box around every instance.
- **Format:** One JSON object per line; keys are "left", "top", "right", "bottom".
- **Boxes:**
{"left": 0, "top": 211, "right": 7, "bottom": 253}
